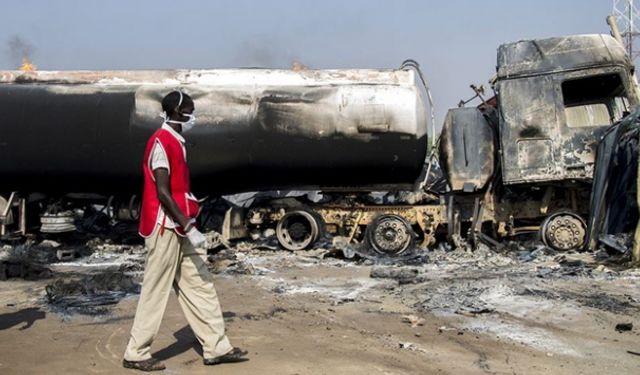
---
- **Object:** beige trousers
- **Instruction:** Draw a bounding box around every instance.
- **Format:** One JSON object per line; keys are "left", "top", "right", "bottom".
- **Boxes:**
{"left": 124, "top": 227, "right": 233, "bottom": 361}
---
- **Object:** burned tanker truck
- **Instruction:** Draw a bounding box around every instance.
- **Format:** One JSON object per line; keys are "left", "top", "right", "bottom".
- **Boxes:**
{"left": 440, "top": 34, "right": 638, "bottom": 252}
{"left": 0, "top": 33, "right": 637, "bottom": 255}
{"left": 0, "top": 66, "right": 434, "bottom": 249}
{"left": 231, "top": 33, "right": 639, "bottom": 254}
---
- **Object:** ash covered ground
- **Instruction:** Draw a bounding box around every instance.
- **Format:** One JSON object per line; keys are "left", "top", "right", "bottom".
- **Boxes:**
{"left": 0, "top": 235, "right": 639, "bottom": 374}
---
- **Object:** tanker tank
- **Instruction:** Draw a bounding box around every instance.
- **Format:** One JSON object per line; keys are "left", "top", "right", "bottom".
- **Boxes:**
{"left": 0, "top": 68, "right": 429, "bottom": 196}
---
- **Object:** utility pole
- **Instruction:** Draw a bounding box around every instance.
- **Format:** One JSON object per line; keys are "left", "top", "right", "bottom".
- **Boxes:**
{"left": 612, "top": 0, "right": 640, "bottom": 61}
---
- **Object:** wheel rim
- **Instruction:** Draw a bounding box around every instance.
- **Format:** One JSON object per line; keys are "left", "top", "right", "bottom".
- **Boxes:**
{"left": 366, "top": 215, "right": 414, "bottom": 255}
{"left": 276, "top": 210, "right": 320, "bottom": 251}
{"left": 540, "top": 212, "right": 587, "bottom": 251}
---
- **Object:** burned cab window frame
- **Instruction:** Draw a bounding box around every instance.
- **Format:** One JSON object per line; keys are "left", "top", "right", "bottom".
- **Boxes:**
{"left": 561, "top": 73, "right": 628, "bottom": 128}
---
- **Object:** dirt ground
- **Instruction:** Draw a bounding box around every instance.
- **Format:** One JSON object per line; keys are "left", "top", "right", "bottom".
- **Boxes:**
{"left": 1, "top": 240, "right": 639, "bottom": 375}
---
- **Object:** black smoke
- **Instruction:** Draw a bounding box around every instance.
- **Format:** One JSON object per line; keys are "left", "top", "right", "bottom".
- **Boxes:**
{"left": 5, "top": 35, "right": 35, "bottom": 68}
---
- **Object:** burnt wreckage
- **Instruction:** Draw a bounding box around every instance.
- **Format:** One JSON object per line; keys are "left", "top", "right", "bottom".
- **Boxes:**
{"left": 440, "top": 34, "right": 638, "bottom": 253}
{"left": 587, "top": 107, "right": 640, "bottom": 260}
{"left": 0, "top": 34, "right": 637, "bottom": 255}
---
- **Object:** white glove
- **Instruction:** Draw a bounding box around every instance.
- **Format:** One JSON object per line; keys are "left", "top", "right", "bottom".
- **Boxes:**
{"left": 186, "top": 227, "right": 206, "bottom": 248}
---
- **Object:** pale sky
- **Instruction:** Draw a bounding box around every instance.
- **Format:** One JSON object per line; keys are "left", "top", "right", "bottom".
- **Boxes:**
{"left": 0, "top": 0, "right": 617, "bottom": 124}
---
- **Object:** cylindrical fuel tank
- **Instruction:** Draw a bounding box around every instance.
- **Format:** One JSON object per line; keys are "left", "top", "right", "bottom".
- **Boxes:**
{"left": 439, "top": 107, "right": 495, "bottom": 192}
{"left": 0, "top": 69, "right": 429, "bottom": 195}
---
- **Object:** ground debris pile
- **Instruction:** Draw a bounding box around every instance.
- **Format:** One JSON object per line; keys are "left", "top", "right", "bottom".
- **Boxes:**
{"left": 370, "top": 266, "right": 422, "bottom": 284}
{"left": 86, "top": 237, "right": 142, "bottom": 255}
{"left": 0, "top": 237, "right": 147, "bottom": 316}
{"left": 416, "top": 283, "right": 499, "bottom": 315}
{"left": 45, "top": 271, "right": 140, "bottom": 315}
{"left": 598, "top": 233, "right": 634, "bottom": 254}
{"left": 517, "top": 286, "right": 639, "bottom": 314}
{"left": 365, "top": 241, "right": 640, "bottom": 319}
{"left": 223, "top": 307, "right": 288, "bottom": 322}
{"left": 0, "top": 242, "right": 58, "bottom": 280}
{"left": 208, "top": 248, "right": 257, "bottom": 275}
{"left": 0, "top": 236, "right": 147, "bottom": 281}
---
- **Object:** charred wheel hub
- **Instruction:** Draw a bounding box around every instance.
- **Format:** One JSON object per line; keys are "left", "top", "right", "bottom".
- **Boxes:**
{"left": 367, "top": 215, "right": 414, "bottom": 256}
{"left": 289, "top": 222, "right": 308, "bottom": 240}
{"left": 540, "top": 212, "right": 586, "bottom": 251}
{"left": 276, "top": 210, "right": 321, "bottom": 251}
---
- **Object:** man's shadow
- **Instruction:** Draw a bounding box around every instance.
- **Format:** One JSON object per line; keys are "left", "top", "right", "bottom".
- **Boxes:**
{"left": 153, "top": 325, "right": 202, "bottom": 360}
{"left": 0, "top": 307, "right": 46, "bottom": 331}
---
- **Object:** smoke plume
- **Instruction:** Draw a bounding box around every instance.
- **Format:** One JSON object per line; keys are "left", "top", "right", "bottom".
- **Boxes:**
{"left": 6, "top": 35, "right": 35, "bottom": 68}
{"left": 234, "top": 38, "right": 307, "bottom": 69}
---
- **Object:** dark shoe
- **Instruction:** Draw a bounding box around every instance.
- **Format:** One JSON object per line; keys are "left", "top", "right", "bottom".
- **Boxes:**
{"left": 122, "top": 358, "right": 166, "bottom": 371}
{"left": 203, "top": 347, "right": 249, "bottom": 365}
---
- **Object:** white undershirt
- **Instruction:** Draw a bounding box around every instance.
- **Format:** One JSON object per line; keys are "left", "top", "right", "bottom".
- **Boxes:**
{"left": 151, "top": 123, "right": 188, "bottom": 229}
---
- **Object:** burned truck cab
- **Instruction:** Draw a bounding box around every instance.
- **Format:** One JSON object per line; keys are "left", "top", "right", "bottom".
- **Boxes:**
{"left": 496, "top": 34, "right": 638, "bottom": 185}
{"left": 440, "top": 34, "right": 638, "bottom": 250}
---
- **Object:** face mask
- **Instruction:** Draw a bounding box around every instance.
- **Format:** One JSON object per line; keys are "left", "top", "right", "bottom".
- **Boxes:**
{"left": 165, "top": 114, "right": 196, "bottom": 132}
{"left": 180, "top": 113, "right": 197, "bottom": 133}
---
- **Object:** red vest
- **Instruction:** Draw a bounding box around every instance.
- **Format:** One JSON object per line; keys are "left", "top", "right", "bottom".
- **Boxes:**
{"left": 139, "top": 128, "right": 200, "bottom": 237}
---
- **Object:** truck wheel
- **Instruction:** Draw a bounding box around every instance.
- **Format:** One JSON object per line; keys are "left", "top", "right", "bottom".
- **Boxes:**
{"left": 276, "top": 210, "right": 321, "bottom": 251}
{"left": 540, "top": 211, "right": 587, "bottom": 251}
{"left": 365, "top": 214, "right": 415, "bottom": 256}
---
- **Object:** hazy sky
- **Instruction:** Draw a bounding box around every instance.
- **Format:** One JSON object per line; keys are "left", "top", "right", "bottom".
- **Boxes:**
{"left": 0, "top": 0, "right": 616, "bottom": 123}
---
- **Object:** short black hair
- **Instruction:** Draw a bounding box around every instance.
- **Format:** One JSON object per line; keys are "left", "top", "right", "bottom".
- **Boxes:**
{"left": 161, "top": 91, "right": 194, "bottom": 117}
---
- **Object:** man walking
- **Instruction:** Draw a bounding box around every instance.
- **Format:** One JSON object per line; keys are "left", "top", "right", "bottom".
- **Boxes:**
{"left": 123, "top": 91, "right": 247, "bottom": 371}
